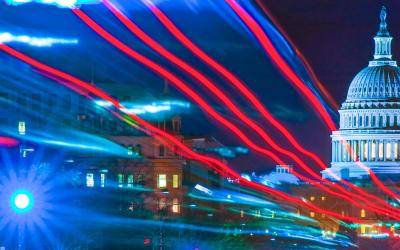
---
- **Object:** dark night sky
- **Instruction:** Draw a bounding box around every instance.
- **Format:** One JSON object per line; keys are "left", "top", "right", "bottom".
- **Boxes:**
{"left": 1, "top": 0, "right": 400, "bottom": 174}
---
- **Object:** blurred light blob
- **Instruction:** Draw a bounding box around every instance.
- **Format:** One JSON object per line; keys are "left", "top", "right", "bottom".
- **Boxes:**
{"left": 113, "top": 100, "right": 190, "bottom": 115}
{"left": 0, "top": 32, "right": 78, "bottom": 47}
{"left": 0, "top": 136, "right": 19, "bottom": 147}
{"left": 4, "top": 0, "right": 100, "bottom": 8}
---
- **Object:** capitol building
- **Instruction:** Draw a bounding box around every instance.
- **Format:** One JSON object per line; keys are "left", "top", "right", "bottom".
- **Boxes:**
{"left": 322, "top": 7, "right": 400, "bottom": 180}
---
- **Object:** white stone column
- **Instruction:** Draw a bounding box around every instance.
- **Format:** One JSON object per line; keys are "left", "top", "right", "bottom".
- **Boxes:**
{"left": 338, "top": 140, "right": 343, "bottom": 162}
{"left": 383, "top": 140, "right": 386, "bottom": 161}
{"left": 391, "top": 141, "right": 395, "bottom": 161}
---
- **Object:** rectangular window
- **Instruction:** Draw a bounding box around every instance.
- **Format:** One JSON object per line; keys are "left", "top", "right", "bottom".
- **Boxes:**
{"left": 158, "top": 174, "right": 167, "bottom": 188}
{"left": 361, "top": 209, "right": 366, "bottom": 218}
{"left": 18, "top": 121, "right": 26, "bottom": 135}
{"left": 310, "top": 196, "right": 315, "bottom": 201}
{"left": 360, "top": 225, "right": 366, "bottom": 234}
{"left": 118, "top": 174, "right": 124, "bottom": 188}
{"left": 172, "top": 198, "right": 180, "bottom": 213}
{"left": 310, "top": 212, "right": 315, "bottom": 218}
{"left": 173, "top": 174, "right": 179, "bottom": 188}
{"left": 395, "top": 143, "right": 398, "bottom": 160}
{"left": 86, "top": 173, "right": 94, "bottom": 187}
{"left": 386, "top": 143, "right": 391, "bottom": 159}
{"left": 127, "top": 175, "right": 134, "bottom": 188}
{"left": 379, "top": 142, "right": 384, "bottom": 160}
{"left": 159, "top": 145, "right": 165, "bottom": 157}
{"left": 100, "top": 173, "right": 106, "bottom": 188}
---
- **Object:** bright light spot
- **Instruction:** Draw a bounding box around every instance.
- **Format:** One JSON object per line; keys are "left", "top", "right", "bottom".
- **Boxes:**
{"left": 0, "top": 32, "right": 78, "bottom": 47}
{"left": 10, "top": 189, "right": 34, "bottom": 213}
{"left": 14, "top": 194, "right": 30, "bottom": 209}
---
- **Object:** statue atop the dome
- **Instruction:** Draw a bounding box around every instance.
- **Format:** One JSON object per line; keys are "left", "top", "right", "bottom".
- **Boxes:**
{"left": 378, "top": 6, "right": 389, "bottom": 36}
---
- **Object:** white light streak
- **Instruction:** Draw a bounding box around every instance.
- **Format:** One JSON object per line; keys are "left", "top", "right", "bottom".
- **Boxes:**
{"left": 0, "top": 32, "right": 78, "bottom": 47}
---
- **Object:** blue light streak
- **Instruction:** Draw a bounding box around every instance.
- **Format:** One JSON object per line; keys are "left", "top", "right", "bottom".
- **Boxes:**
{"left": 4, "top": 0, "right": 100, "bottom": 8}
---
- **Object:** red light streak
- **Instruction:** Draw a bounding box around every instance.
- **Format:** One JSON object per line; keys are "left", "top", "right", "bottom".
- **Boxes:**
{"left": 0, "top": 43, "right": 371, "bottom": 224}
{"left": 0, "top": 137, "right": 19, "bottom": 147}
{"left": 97, "top": 3, "right": 400, "bottom": 215}
{"left": 224, "top": 0, "right": 400, "bottom": 204}
{"left": 225, "top": 0, "right": 336, "bottom": 132}
{"left": 254, "top": 0, "right": 339, "bottom": 111}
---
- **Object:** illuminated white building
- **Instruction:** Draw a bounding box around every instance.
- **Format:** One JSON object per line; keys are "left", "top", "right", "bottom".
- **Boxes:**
{"left": 323, "top": 7, "right": 400, "bottom": 179}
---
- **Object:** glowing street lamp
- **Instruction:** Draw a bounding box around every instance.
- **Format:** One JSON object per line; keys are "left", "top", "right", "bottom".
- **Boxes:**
{"left": 10, "top": 189, "right": 34, "bottom": 214}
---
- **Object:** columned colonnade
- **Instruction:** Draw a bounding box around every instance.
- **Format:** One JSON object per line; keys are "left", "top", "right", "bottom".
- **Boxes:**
{"left": 332, "top": 139, "right": 399, "bottom": 162}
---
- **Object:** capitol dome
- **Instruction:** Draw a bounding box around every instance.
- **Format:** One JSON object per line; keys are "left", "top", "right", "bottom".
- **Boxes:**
{"left": 344, "top": 5, "right": 400, "bottom": 104}
{"left": 346, "top": 65, "right": 400, "bottom": 102}
{"left": 322, "top": 6, "right": 400, "bottom": 180}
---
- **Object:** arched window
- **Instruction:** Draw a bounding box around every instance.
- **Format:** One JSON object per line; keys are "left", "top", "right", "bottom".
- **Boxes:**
{"left": 353, "top": 116, "right": 357, "bottom": 127}
{"left": 386, "top": 116, "right": 390, "bottom": 127}
{"left": 372, "top": 116, "right": 376, "bottom": 127}
{"left": 365, "top": 116, "right": 369, "bottom": 127}
{"left": 359, "top": 116, "right": 363, "bottom": 127}
{"left": 394, "top": 116, "right": 398, "bottom": 127}
{"left": 379, "top": 115, "right": 383, "bottom": 127}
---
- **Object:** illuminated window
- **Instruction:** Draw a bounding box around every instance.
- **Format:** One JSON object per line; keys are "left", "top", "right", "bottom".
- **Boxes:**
{"left": 379, "top": 142, "right": 384, "bottom": 160}
{"left": 240, "top": 210, "right": 244, "bottom": 218}
{"left": 118, "top": 174, "right": 124, "bottom": 187}
{"left": 360, "top": 225, "right": 366, "bottom": 234}
{"left": 158, "top": 174, "right": 167, "bottom": 188}
{"left": 395, "top": 143, "right": 398, "bottom": 160}
{"left": 310, "top": 212, "right": 315, "bottom": 218}
{"left": 321, "top": 196, "right": 326, "bottom": 201}
{"left": 256, "top": 210, "right": 261, "bottom": 218}
{"left": 127, "top": 175, "right": 134, "bottom": 188}
{"left": 100, "top": 173, "right": 106, "bottom": 188}
{"left": 86, "top": 173, "right": 94, "bottom": 187}
{"left": 18, "top": 121, "right": 26, "bottom": 135}
{"left": 371, "top": 141, "right": 376, "bottom": 160}
{"left": 386, "top": 143, "right": 391, "bottom": 159}
{"left": 127, "top": 145, "right": 133, "bottom": 156}
{"left": 172, "top": 198, "right": 180, "bottom": 213}
{"left": 310, "top": 196, "right": 315, "bottom": 201}
{"left": 172, "top": 174, "right": 179, "bottom": 188}
{"left": 361, "top": 209, "right": 366, "bottom": 218}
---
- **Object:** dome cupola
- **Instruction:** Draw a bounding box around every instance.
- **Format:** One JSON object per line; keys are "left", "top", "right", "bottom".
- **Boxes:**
{"left": 345, "top": 6, "right": 400, "bottom": 103}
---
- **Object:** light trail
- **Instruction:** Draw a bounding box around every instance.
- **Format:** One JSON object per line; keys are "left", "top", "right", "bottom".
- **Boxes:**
{"left": 0, "top": 32, "right": 78, "bottom": 47}
{"left": 225, "top": 0, "right": 400, "bottom": 202}
{"left": 4, "top": 0, "right": 100, "bottom": 8}
{"left": 0, "top": 137, "right": 19, "bottom": 147}
{"left": 225, "top": 0, "right": 336, "bottom": 132}
{"left": 74, "top": 7, "right": 400, "bottom": 217}
{"left": 253, "top": 0, "right": 339, "bottom": 111}
{"left": 0, "top": 44, "right": 373, "bottom": 224}
{"left": 141, "top": 0, "right": 398, "bottom": 210}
